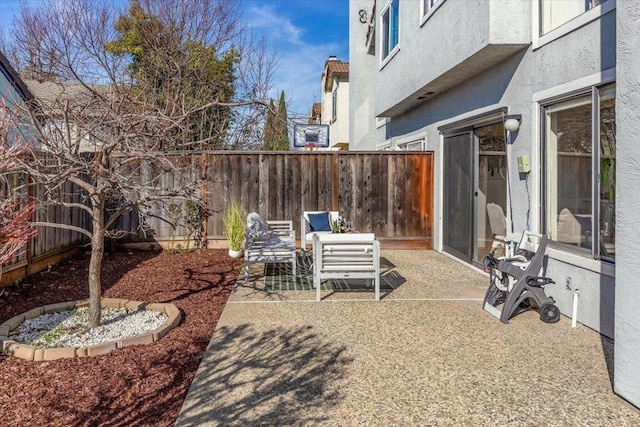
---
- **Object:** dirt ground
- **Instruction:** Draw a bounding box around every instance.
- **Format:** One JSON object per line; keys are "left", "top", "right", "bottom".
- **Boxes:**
{"left": 0, "top": 248, "right": 241, "bottom": 426}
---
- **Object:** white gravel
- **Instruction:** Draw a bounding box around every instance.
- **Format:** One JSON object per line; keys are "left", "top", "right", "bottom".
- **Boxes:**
{"left": 10, "top": 307, "right": 168, "bottom": 349}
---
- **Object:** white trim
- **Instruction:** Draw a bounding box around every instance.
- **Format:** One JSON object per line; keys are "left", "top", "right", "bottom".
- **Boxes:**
{"left": 420, "top": 0, "right": 446, "bottom": 27}
{"left": 393, "top": 132, "right": 427, "bottom": 150}
{"left": 533, "top": 0, "right": 616, "bottom": 50}
{"left": 376, "top": 140, "right": 392, "bottom": 151}
{"left": 530, "top": 102, "right": 541, "bottom": 234}
{"left": 379, "top": 0, "right": 400, "bottom": 69}
{"left": 376, "top": 117, "right": 390, "bottom": 128}
{"left": 437, "top": 132, "right": 444, "bottom": 252}
{"left": 532, "top": 68, "right": 616, "bottom": 104}
{"left": 380, "top": 45, "right": 400, "bottom": 70}
{"left": 395, "top": 139, "right": 426, "bottom": 151}
{"left": 437, "top": 104, "right": 506, "bottom": 132}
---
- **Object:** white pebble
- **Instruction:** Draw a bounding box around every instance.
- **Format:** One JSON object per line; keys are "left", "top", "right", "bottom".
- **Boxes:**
{"left": 10, "top": 307, "right": 168, "bottom": 349}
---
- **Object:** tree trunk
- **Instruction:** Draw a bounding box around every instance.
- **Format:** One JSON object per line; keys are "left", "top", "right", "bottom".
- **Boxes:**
{"left": 200, "top": 154, "right": 209, "bottom": 248}
{"left": 87, "top": 198, "right": 105, "bottom": 329}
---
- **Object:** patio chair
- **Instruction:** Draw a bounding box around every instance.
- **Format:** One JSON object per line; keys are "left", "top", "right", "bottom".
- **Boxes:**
{"left": 244, "top": 213, "right": 297, "bottom": 283}
{"left": 300, "top": 210, "right": 340, "bottom": 253}
{"left": 486, "top": 202, "right": 507, "bottom": 254}
{"left": 312, "top": 233, "right": 380, "bottom": 301}
{"left": 482, "top": 231, "right": 559, "bottom": 324}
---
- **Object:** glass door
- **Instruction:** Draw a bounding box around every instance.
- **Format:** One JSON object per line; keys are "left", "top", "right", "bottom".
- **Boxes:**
{"left": 443, "top": 123, "right": 507, "bottom": 266}
{"left": 443, "top": 132, "right": 474, "bottom": 262}
{"left": 475, "top": 123, "right": 508, "bottom": 264}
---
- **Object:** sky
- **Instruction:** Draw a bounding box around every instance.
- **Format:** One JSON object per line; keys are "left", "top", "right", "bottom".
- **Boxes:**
{"left": 0, "top": 0, "right": 349, "bottom": 119}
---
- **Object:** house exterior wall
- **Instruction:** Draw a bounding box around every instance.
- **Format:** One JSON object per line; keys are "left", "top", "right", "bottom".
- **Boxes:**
{"left": 349, "top": 0, "right": 618, "bottom": 339}
{"left": 0, "top": 51, "right": 34, "bottom": 147}
{"left": 349, "top": 0, "right": 379, "bottom": 150}
{"left": 329, "top": 79, "right": 350, "bottom": 148}
{"left": 319, "top": 62, "right": 350, "bottom": 150}
{"left": 0, "top": 56, "right": 28, "bottom": 111}
{"left": 376, "top": 0, "right": 530, "bottom": 118}
{"left": 614, "top": 0, "right": 640, "bottom": 409}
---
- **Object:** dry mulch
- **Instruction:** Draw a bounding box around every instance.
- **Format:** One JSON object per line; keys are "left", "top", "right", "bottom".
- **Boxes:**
{"left": 0, "top": 249, "right": 242, "bottom": 426}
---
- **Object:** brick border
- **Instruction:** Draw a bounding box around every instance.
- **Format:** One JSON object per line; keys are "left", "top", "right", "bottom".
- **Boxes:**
{"left": 0, "top": 299, "right": 181, "bottom": 361}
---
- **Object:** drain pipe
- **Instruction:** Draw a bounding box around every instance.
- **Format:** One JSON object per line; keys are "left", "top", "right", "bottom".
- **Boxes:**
{"left": 571, "top": 287, "right": 580, "bottom": 328}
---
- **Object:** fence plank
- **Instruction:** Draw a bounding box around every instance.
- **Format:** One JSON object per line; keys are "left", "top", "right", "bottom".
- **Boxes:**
{"left": 115, "top": 151, "right": 433, "bottom": 245}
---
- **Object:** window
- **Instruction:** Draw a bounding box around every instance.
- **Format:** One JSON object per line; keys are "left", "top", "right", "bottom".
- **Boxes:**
{"left": 543, "top": 82, "right": 615, "bottom": 260}
{"left": 376, "top": 141, "right": 393, "bottom": 151}
{"left": 422, "top": 0, "right": 441, "bottom": 16}
{"left": 540, "top": 0, "right": 607, "bottom": 34}
{"left": 381, "top": 0, "right": 399, "bottom": 59}
{"left": 396, "top": 139, "right": 425, "bottom": 151}
{"left": 331, "top": 90, "right": 337, "bottom": 122}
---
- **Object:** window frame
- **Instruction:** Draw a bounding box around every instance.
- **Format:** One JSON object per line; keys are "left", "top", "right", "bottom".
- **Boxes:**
{"left": 376, "top": 117, "right": 390, "bottom": 129}
{"left": 380, "top": 0, "right": 400, "bottom": 66}
{"left": 376, "top": 140, "right": 393, "bottom": 151}
{"left": 540, "top": 82, "right": 616, "bottom": 263}
{"left": 420, "top": 0, "right": 446, "bottom": 26}
{"left": 331, "top": 89, "right": 337, "bottom": 123}
{"left": 533, "top": 0, "right": 616, "bottom": 50}
{"left": 395, "top": 137, "right": 426, "bottom": 151}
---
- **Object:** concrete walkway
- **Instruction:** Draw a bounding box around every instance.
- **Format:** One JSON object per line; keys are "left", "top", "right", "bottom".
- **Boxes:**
{"left": 175, "top": 250, "right": 639, "bottom": 426}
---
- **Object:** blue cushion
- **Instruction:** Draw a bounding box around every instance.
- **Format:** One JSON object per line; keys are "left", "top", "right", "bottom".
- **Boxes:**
{"left": 308, "top": 212, "right": 332, "bottom": 232}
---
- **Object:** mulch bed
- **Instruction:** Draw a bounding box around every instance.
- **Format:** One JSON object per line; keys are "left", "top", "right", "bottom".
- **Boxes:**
{"left": 0, "top": 249, "right": 242, "bottom": 426}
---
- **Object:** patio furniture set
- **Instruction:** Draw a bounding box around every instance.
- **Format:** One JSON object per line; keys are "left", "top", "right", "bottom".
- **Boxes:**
{"left": 243, "top": 211, "right": 381, "bottom": 301}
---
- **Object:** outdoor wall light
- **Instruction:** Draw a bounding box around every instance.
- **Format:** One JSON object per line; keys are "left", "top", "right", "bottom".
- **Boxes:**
{"left": 504, "top": 114, "right": 522, "bottom": 132}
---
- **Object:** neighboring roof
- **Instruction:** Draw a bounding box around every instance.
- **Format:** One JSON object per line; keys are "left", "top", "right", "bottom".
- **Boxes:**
{"left": 324, "top": 60, "right": 349, "bottom": 91}
{"left": 23, "top": 80, "right": 108, "bottom": 116}
{"left": 0, "top": 50, "right": 33, "bottom": 102}
{"left": 24, "top": 80, "right": 94, "bottom": 103}
{"left": 308, "top": 102, "right": 321, "bottom": 124}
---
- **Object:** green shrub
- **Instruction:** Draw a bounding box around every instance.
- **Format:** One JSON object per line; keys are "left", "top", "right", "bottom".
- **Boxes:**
{"left": 223, "top": 202, "right": 246, "bottom": 251}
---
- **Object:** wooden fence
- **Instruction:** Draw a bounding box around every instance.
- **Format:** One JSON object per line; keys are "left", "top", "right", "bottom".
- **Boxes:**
{"left": 1, "top": 177, "right": 88, "bottom": 286}
{"left": 120, "top": 151, "right": 434, "bottom": 249}
{"left": 1, "top": 151, "right": 434, "bottom": 286}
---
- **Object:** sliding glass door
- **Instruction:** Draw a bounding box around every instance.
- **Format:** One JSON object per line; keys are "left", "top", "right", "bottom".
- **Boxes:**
{"left": 443, "top": 123, "right": 507, "bottom": 266}
{"left": 443, "top": 132, "right": 474, "bottom": 262}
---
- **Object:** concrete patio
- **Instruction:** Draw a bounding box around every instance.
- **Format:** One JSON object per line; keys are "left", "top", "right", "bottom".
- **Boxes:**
{"left": 175, "top": 250, "right": 640, "bottom": 426}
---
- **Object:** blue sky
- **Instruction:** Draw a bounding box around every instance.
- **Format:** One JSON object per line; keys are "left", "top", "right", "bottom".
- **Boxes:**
{"left": 0, "top": 0, "right": 349, "bottom": 118}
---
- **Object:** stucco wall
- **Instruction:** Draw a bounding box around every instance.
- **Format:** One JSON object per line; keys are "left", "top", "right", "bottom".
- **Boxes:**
{"left": 329, "top": 79, "right": 349, "bottom": 147}
{"left": 375, "top": 0, "right": 530, "bottom": 117}
{"left": 350, "top": 2, "right": 618, "bottom": 336}
{"left": 614, "top": 0, "right": 640, "bottom": 409}
{"left": 349, "top": 0, "right": 379, "bottom": 150}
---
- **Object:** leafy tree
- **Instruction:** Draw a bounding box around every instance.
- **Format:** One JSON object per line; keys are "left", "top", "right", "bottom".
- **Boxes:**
{"left": 262, "top": 91, "right": 289, "bottom": 151}
{"left": 275, "top": 90, "right": 290, "bottom": 150}
{"left": 262, "top": 98, "right": 277, "bottom": 150}
{"left": 106, "top": 2, "right": 238, "bottom": 150}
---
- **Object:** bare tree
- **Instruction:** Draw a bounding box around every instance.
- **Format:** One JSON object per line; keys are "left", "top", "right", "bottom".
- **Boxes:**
{"left": 1, "top": 0, "right": 277, "bottom": 328}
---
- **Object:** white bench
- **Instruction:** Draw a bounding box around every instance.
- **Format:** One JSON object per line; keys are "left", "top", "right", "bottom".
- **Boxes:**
{"left": 244, "top": 217, "right": 296, "bottom": 283}
{"left": 312, "top": 233, "right": 380, "bottom": 301}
